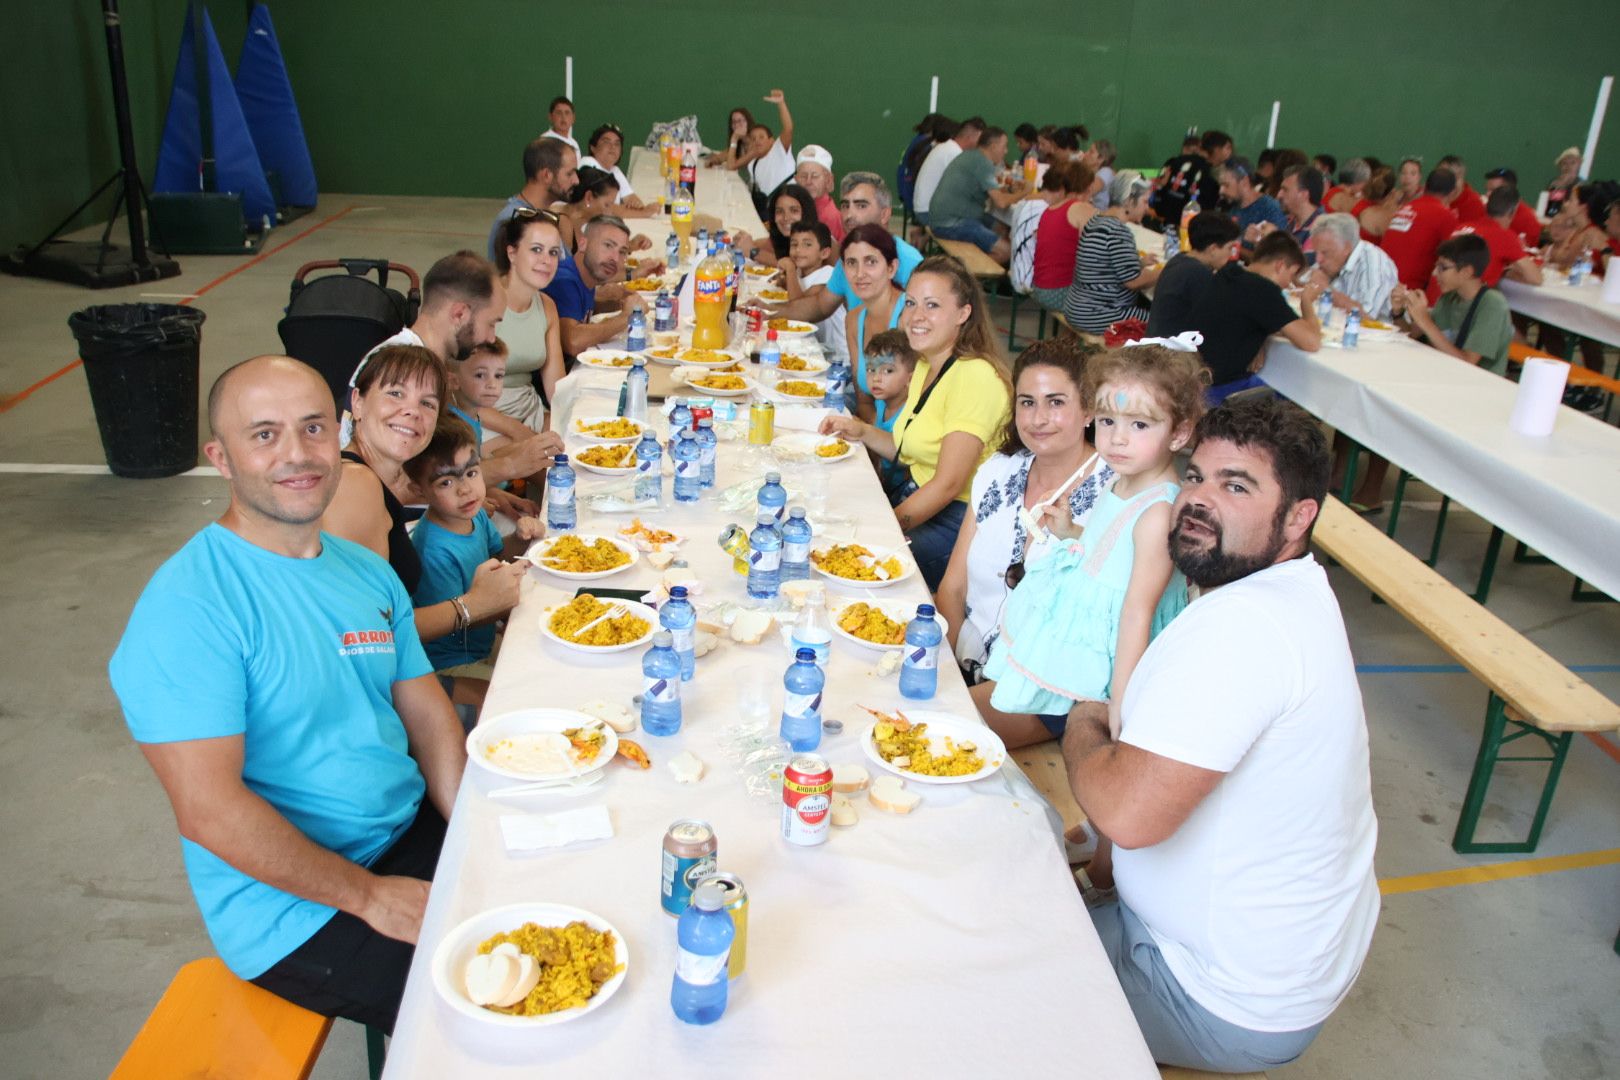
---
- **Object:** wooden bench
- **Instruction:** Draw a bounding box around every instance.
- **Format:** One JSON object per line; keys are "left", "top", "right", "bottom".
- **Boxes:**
{"left": 1015, "top": 738, "right": 1086, "bottom": 834}
{"left": 1160, "top": 1068, "right": 1268, "bottom": 1080}
{"left": 926, "top": 229, "right": 1043, "bottom": 350}
{"left": 111, "top": 958, "right": 384, "bottom": 1080}
{"left": 1312, "top": 497, "right": 1620, "bottom": 852}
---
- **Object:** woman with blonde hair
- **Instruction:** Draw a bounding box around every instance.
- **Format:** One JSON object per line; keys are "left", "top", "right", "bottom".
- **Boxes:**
{"left": 820, "top": 255, "right": 1012, "bottom": 588}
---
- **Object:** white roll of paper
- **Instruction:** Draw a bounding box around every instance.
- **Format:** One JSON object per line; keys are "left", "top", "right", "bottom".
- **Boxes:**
{"left": 1602, "top": 267, "right": 1620, "bottom": 304}
{"left": 1509, "top": 357, "right": 1570, "bottom": 437}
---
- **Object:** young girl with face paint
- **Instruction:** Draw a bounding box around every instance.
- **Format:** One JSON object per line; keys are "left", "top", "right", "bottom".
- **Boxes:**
{"left": 981, "top": 341, "right": 1206, "bottom": 742}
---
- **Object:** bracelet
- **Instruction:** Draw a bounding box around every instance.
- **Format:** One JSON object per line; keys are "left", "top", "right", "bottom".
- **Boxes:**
{"left": 451, "top": 595, "right": 472, "bottom": 631}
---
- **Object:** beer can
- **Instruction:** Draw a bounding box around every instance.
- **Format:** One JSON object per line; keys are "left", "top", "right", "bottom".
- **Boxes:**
{"left": 717, "top": 523, "right": 752, "bottom": 575}
{"left": 748, "top": 400, "right": 775, "bottom": 445}
{"left": 781, "top": 754, "right": 833, "bottom": 847}
{"left": 709, "top": 871, "right": 749, "bottom": 978}
{"left": 661, "top": 819, "right": 718, "bottom": 916}
{"left": 745, "top": 304, "right": 765, "bottom": 335}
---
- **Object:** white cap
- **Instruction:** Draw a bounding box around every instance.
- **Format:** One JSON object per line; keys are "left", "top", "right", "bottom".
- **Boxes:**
{"left": 796, "top": 144, "right": 834, "bottom": 173}
{"left": 1555, "top": 146, "right": 1582, "bottom": 164}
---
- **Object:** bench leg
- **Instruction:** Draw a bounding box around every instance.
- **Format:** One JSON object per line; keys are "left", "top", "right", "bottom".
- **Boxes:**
{"left": 1338, "top": 438, "right": 1360, "bottom": 505}
{"left": 1512, "top": 539, "right": 1551, "bottom": 565}
{"left": 1385, "top": 469, "right": 1410, "bottom": 539}
{"left": 366, "top": 1024, "right": 386, "bottom": 1080}
{"left": 1452, "top": 693, "right": 1573, "bottom": 854}
{"left": 1007, "top": 291, "right": 1022, "bottom": 350}
{"left": 1571, "top": 578, "right": 1614, "bottom": 603}
{"left": 1037, "top": 308, "right": 1048, "bottom": 341}
{"left": 1472, "top": 526, "right": 1505, "bottom": 604}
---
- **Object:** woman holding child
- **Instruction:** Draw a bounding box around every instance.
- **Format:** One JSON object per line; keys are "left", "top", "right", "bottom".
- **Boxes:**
{"left": 495, "top": 209, "right": 569, "bottom": 427}
{"left": 821, "top": 255, "right": 1012, "bottom": 590}
{"left": 839, "top": 223, "right": 907, "bottom": 421}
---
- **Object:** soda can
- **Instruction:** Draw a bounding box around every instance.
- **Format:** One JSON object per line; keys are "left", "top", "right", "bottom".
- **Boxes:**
{"left": 748, "top": 400, "right": 775, "bottom": 445}
{"left": 709, "top": 871, "right": 749, "bottom": 978}
{"left": 745, "top": 304, "right": 765, "bottom": 335}
{"left": 661, "top": 819, "right": 718, "bottom": 916}
{"left": 781, "top": 754, "right": 833, "bottom": 847}
{"left": 689, "top": 404, "right": 714, "bottom": 430}
{"left": 717, "top": 523, "right": 752, "bottom": 575}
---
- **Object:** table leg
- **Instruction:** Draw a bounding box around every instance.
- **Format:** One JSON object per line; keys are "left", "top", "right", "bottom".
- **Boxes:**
{"left": 1473, "top": 526, "right": 1506, "bottom": 604}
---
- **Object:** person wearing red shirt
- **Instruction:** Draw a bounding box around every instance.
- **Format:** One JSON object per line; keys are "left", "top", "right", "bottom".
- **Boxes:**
{"left": 1324, "top": 158, "right": 1369, "bottom": 214}
{"left": 1380, "top": 168, "right": 1460, "bottom": 289}
{"left": 1425, "top": 186, "right": 1545, "bottom": 301}
{"left": 1483, "top": 167, "right": 1545, "bottom": 247}
{"left": 1439, "top": 156, "right": 1486, "bottom": 223}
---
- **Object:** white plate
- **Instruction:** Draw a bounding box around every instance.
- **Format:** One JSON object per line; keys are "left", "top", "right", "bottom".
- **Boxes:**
{"left": 764, "top": 378, "right": 830, "bottom": 404}
{"left": 810, "top": 544, "right": 914, "bottom": 588}
{"left": 830, "top": 599, "right": 947, "bottom": 651}
{"left": 616, "top": 520, "right": 686, "bottom": 552}
{"left": 576, "top": 349, "right": 641, "bottom": 372}
{"left": 764, "top": 320, "right": 817, "bottom": 340}
{"left": 431, "top": 902, "right": 629, "bottom": 1028}
{"left": 859, "top": 709, "right": 1006, "bottom": 785}
{"left": 648, "top": 347, "right": 741, "bottom": 368}
{"left": 523, "top": 533, "right": 639, "bottom": 580}
{"left": 773, "top": 432, "right": 858, "bottom": 463}
{"left": 742, "top": 262, "right": 779, "bottom": 280}
{"left": 571, "top": 446, "right": 640, "bottom": 475}
{"left": 683, "top": 373, "right": 756, "bottom": 397}
{"left": 570, "top": 415, "right": 648, "bottom": 445}
{"left": 539, "top": 597, "right": 659, "bottom": 653}
{"left": 468, "top": 707, "right": 620, "bottom": 781}
{"left": 774, "top": 355, "right": 830, "bottom": 377}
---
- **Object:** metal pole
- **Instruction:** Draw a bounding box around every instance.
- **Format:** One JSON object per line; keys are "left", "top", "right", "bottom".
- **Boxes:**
{"left": 1580, "top": 76, "right": 1612, "bottom": 180}
{"left": 565, "top": 55, "right": 573, "bottom": 101}
{"left": 929, "top": 76, "right": 939, "bottom": 114}
{"left": 1267, "top": 100, "right": 1280, "bottom": 149}
{"left": 102, "top": 0, "right": 150, "bottom": 265}
{"left": 192, "top": 0, "right": 215, "bottom": 191}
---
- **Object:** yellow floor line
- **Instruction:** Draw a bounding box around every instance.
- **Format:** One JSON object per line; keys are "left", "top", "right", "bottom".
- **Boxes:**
{"left": 1379, "top": 847, "right": 1620, "bottom": 896}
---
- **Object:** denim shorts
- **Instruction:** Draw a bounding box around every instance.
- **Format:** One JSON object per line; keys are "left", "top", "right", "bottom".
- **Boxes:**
{"left": 889, "top": 478, "right": 967, "bottom": 592}
{"left": 930, "top": 216, "right": 999, "bottom": 254}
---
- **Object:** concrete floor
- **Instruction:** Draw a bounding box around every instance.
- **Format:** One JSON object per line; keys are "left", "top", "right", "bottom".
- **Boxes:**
{"left": 0, "top": 196, "right": 1615, "bottom": 1080}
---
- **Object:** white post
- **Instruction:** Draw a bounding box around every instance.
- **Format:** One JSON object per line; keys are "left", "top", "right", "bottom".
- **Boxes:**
{"left": 565, "top": 56, "right": 573, "bottom": 101}
{"left": 929, "top": 76, "right": 939, "bottom": 114}
{"left": 1581, "top": 76, "right": 1612, "bottom": 179}
{"left": 1267, "top": 100, "right": 1281, "bottom": 149}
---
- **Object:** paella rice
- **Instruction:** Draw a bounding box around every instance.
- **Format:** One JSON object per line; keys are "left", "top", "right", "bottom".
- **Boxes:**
{"left": 577, "top": 444, "right": 635, "bottom": 469}
{"left": 475, "top": 920, "right": 623, "bottom": 1016}
{"left": 816, "top": 439, "right": 851, "bottom": 458}
{"left": 575, "top": 417, "right": 642, "bottom": 439}
{"left": 539, "top": 535, "right": 630, "bottom": 574}
{"left": 585, "top": 353, "right": 636, "bottom": 367}
{"left": 777, "top": 354, "right": 819, "bottom": 372}
{"left": 767, "top": 318, "right": 814, "bottom": 333}
{"left": 693, "top": 374, "right": 747, "bottom": 390}
{"left": 757, "top": 287, "right": 789, "bottom": 302}
{"left": 775, "top": 379, "right": 822, "bottom": 398}
{"left": 812, "top": 544, "right": 903, "bottom": 581}
{"left": 624, "top": 277, "right": 663, "bottom": 291}
{"left": 679, "top": 347, "right": 733, "bottom": 364}
{"left": 865, "top": 708, "right": 984, "bottom": 777}
{"left": 548, "top": 594, "right": 650, "bottom": 645}
{"left": 838, "top": 602, "right": 905, "bottom": 645}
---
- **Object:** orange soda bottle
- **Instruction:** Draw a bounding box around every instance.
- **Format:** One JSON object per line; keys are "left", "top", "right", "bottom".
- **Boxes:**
{"left": 672, "top": 188, "right": 695, "bottom": 261}
{"left": 691, "top": 245, "right": 731, "bottom": 349}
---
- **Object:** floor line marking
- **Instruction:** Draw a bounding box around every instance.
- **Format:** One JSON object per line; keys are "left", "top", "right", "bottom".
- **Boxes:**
{"left": 0, "top": 205, "right": 355, "bottom": 416}
{"left": 1586, "top": 732, "right": 1620, "bottom": 765}
{"left": 327, "top": 224, "right": 486, "bottom": 239}
{"left": 1378, "top": 846, "right": 1620, "bottom": 896}
{"left": 1355, "top": 663, "right": 1620, "bottom": 674}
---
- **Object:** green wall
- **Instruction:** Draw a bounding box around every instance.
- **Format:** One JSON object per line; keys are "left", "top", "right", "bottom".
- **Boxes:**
{"left": 5, "top": 0, "right": 1617, "bottom": 251}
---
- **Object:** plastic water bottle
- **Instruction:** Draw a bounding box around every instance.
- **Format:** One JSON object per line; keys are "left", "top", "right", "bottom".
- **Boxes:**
{"left": 626, "top": 308, "right": 648, "bottom": 353}
{"left": 660, "top": 585, "right": 697, "bottom": 681}
{"left": 655, "top": 290, "right": 675, "bottom": 333}
{"left": 624, "top": 357, "right": 650, "bottom": 423}
{"left": 1342, "top": 308, "right": 1361, "bottom": 350}
{"left": 758, "top": 471, "right": 787, "bottom": 523}
{"left": 899, "top": 604, "right": 943, "bottom": 700}
{"left": 1315, "top": 291, "right": 1334, "bottom": 327}
{"left": 779, "top": 647, "right": 825, "bottom": 751}
{"left": 635, "top": 430, "right": 663, "bottom": 505}
{"left": 790, "top": 583, "right": 833, "bottom": 667}
{"left": 780, "top": 506, "right": 812, "bottom": 581}
{"left": 672, "top": 429, "right": 702, "bottom": 503}
{"left": 823, "top": 356, "right": 850, "bottom": 411}
{"left": 696, "top": 418, "right": 718, "bottom": 488}
{"left": 760, "top": 329, "right": 781, "bottom": 371}
{"left": 697, "top": 226, "right": 710, "bottom": 252}
{"left": 747, "top": 511, "right": 782, "bottom": 599}
{"left": 545, "top": 453, "right": 575, "bottom": 531}
{"left": 641, "top": 631, "right": 683, "bottom": 735}
{"left": 1568, "top": 253, "right": 1591, "bottom": 287}
{"left": 668, "top": 397, "right": 693, "bottom": 449}
{"left": 670, "top": 879, "right": 734, "bottom": 1025}
{"left": 665, "top": 232, "right": 680, "bottom": 270}
{"left": 1163, "top": 226, "right": 1180, "bottom": 260}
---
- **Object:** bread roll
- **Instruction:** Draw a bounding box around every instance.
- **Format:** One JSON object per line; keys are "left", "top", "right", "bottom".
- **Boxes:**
{"left": 869, "top": 776, "right": 920, "bottom": 814}
{"left": 832, "top": 762, "right": 870, "bottom": 794}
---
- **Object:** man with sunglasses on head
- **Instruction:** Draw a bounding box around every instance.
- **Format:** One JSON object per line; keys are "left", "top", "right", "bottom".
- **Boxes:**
{"left": 487, "top": 137, "right": 579, "bottom": 262}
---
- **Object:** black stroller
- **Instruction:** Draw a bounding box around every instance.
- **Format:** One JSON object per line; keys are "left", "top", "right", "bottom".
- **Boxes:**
{"left": 276, "top": 259, "right": 421, "bottom": 411}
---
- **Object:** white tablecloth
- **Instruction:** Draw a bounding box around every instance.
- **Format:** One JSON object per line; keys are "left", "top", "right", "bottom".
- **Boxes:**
{"left": 625, "top": 146, "right": 766, "bottom": 247}
{"left": 1500, "top": 275, "right": 1620, "bottom": 349}
{"left": 382, "top": 381, "right": 1158, "bottom": 1077}
{"left": 1261, "top": 333, "right": 1620, "bottom": 598}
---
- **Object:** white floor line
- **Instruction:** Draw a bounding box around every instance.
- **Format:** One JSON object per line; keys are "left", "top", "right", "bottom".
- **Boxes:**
{"left": 0, "top": 463, "right": 221, "bottom": 477}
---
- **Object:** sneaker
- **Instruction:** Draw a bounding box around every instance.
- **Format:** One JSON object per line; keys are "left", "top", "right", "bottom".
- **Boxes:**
{"left": 1563, "top": 385, "right": 1605, "bottom": 413}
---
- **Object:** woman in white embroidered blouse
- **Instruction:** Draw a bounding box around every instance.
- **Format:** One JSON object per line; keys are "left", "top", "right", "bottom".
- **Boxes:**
{"left": 935, "top": 335, "right": 1113, "bottom": 747}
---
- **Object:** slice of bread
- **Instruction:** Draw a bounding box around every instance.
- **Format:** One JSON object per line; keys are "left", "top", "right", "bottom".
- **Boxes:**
{"left": 869, "top": 775, "right": 920, "bottom": 814}
{"left": 830, "top": 793, "right": 859, "bottom": 827}
{"left": 832, "top": 762, "right": 870, "bottom": 794}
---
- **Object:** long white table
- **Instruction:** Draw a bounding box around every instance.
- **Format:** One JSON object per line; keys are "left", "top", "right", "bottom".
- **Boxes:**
{"left": 623, "top": 146, "right": 766, "bottom": 250}
{"left": 1500, "top": 275, "right": 1620, "bottom": 350}
{"left": 383, "top": 387, "right": 1157, "bottom": 1074}
{"left": 1260, "top": 331, "right": 1620, "bottom": 600}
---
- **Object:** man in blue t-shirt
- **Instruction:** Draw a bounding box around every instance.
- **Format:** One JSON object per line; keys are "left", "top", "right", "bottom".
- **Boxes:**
{"left": 765, "top": 172, "right": 924, "bottom": 326}
{"left": 543, "top": 215, "right": 647, "bottom": 359}
{"left": 108, "top": 356, "right": 467, "bottom": 1033}
{"left": 486, "top": 136, "right": 578, "bottom": 261}
{"left": 1218, "top": 158, "right": 1289, "bottom": 250}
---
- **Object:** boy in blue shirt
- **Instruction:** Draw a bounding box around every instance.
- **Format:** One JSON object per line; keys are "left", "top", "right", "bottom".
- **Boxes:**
{"left": 406, "top": 417, "right": 542, "bottom": 713}
{"left": 109, "top": 355, "right": 466, "bottom": 1033}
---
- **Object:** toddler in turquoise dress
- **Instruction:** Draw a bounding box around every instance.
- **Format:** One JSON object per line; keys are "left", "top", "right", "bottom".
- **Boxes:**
{"left": 984, "top": 340, "right": 1209, "bottom": 737}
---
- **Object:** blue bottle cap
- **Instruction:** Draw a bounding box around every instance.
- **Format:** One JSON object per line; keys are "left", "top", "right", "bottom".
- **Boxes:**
{"left": 795, "top": 648, "right": 818, "bottom": 663}
{"left": 669, "top": 585, "right": 687, "bottom": 599}
{"left": 916, "top": 603, "right": 936, "bottom": 618}
{"left": 554, "top": 453, "right": 568, "bottom": 464}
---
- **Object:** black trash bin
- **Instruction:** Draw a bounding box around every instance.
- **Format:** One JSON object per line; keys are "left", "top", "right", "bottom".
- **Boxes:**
{"left": 68, "top": 304, "right": 206, "bottom": 479}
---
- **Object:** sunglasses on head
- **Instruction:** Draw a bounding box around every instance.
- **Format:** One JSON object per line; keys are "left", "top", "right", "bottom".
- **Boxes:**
{"left": 511, "top": 206, "right": 562, "bottom": 225}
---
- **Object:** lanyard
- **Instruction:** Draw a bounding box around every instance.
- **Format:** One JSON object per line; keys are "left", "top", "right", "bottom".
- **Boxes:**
{"left": 895, "top": 353, "right": 959, "bottom": 461}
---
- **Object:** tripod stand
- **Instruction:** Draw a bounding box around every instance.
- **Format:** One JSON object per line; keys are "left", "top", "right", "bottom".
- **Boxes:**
{"left": 2, "top": 0, "right": 180, "bottom": 288}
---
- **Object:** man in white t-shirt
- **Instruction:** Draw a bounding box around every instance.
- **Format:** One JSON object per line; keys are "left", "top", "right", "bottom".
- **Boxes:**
{"left": 1064, "top": 396, "right": 1379, "bottom": 1073}
{"left": 911, "top": 116, "right": 984, "bottom": 226}
{"left": 540, "top": 95, "right": 578, "bottom": 152}
{"left": 744, "top": 89, "right": 797, "bottom": 216}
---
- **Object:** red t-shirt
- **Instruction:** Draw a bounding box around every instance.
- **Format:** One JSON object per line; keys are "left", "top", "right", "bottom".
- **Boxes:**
{"left": 1451, "top": 184, "right": 1487, "bottom": 223}
{"left": 1424, "top": 219, "right": 1528, "bottom": 301}
{"left": 1032, "top": 198, "right": 1084, "bottom": 290}
{"left": 1508, "top": 201, "right": 1542, "bottom": 247}
{"left": 1350, "top": 198, "right": 1379, "bottom": 243}
{"left": 814, "top": 194, "right": 846, "bottom": 244}
{"left": 1380, "top": 195, "right": 1459, "bottom": 289}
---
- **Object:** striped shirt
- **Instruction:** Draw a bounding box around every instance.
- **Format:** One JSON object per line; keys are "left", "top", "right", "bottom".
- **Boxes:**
{"left": 1329, "top": 240, "right": 1400, "bottom": 321}
{"left": 1064, "top": 215, "right": 1149, "bottom": 334}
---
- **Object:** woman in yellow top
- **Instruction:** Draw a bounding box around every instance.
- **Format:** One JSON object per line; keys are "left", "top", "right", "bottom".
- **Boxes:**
{"left": 821, "top": 255, "right": 1011, "bottom": 589}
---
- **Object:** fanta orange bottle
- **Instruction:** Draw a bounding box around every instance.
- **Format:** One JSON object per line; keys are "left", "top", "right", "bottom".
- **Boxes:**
{"left": 691, "top": 246, "right": 731, "bottom": 349}
{"left": 672, "top": 188, "right": 695, "bottom": 262}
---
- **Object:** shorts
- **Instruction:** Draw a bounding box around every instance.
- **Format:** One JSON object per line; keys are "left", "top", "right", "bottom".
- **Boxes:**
{"left": 1037, "top": 712, "right": 1068, "bottom": 738}
{"left": 930, "top": 216, "right": 1000, "bottom": 254}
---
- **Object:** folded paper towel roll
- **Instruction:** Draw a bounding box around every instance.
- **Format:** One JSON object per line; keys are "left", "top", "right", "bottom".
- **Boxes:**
{"left": 1603, "top": 267, "right": 1620, "bottom": 304}
{"left": 1508, "top": 357, "right": 1570, "bottom": 437}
